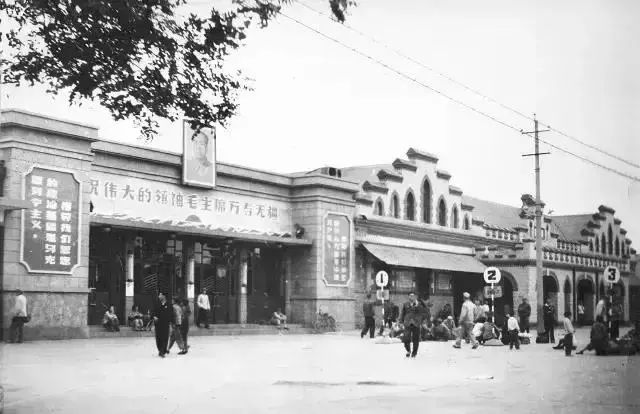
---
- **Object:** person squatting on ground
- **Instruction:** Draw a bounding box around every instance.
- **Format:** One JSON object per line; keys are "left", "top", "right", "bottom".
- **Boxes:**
{"left": 129, "top": 305, "right": 144, "bottom": 331}
{"left": 168, "top": 297, "right": 187, "bottom": 355}
{"left": 9, "top": 289, "right": 28, "bottom": 343}
{"left": 196, "top": 288, "right": 211, "bottom": 329}
{"left": 271, "top": 308, "right": 289, "bottom": 331}
{"left": 517, "top": 297, "right": 531, "bottom": 334}
{"left": 361, "top": 293, "right": 376, "bottom": 339}
{"left": 431, "top": 318, "right": 450, "bottom": 341}
{"left": 553, "top": 312, "right": 576, "bottom": 356}
{"left": 506, "top": 313, "right": 520, "bottom": 350}
{"left": 454, "top": 292, "right": 479, "bottom": 349}
{"left": 442, "top": 316, "right": 457, "bottom": 340}
{"left": 153, "top": 292, "right": 172, "bottom": 358}
{"left": 400, "top": 292, "right": 427, "bottom": 357}
{"left": 543, "top": 298, "right": 556, "bottom": 343}
{"left": 577, "top": 316, "right": 609, "bottom": 355}
{"left": 481, "top": 314, "right": 500, "bottom": 344}
{"left": 472, "top": 317, "right": 485, "bottom": 344}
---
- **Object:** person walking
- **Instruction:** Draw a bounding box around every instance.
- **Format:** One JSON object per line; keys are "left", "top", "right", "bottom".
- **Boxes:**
{"left": 453, "top": 292, "right": 479, "bottom": 349}
{"left": 577, "top": 302, "right": 585, "bottom": 326}
{"left": 9, "top": 289, "right": 28, "bottom": 343}
{"left": 196, "top": 288, "right": 211, "bottom": 328}
{"left": 543, "top": 298, "right": 556, "bottom": 344}
{"left": 360, "top": 293, "right": 376, "bottom": 339}
{"left": 153, "top": 292, "right": 172, "bottom": 358}
{"left": 399, "top": 292, "right": 427, "bottom": 357}
{"left": 517, "top": 297, "right": 531, "bottom": 334}
{"left": 168, "top": 297, "right": 187, "bottom": 355}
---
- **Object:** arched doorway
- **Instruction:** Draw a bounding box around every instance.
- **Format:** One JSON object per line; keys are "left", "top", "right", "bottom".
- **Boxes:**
{"left": 577, "top": 278, "right": 595, "bottom": 324}
{"left": 564, "top": 279, "right": 571, "bottom": 314}
{"left": 543, "top": 274, "right": 559, "bottom": 320}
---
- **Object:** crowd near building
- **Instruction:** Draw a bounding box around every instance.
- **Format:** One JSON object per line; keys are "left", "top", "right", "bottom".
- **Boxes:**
{"left": 1, "top": 110, "right": 638, "bottom": 340}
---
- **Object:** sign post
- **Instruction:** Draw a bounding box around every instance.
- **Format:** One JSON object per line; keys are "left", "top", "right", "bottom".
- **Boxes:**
{"left": 483, "top": 267, "right": 502, "bottom": 323}
{"left": 375, "top": 270, "right": 389, "bottom": 334}
{"left": 604, "top": 265, "right": 620, "bottom": 322}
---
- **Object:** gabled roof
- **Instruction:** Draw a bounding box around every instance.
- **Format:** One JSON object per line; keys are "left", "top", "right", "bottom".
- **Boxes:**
{"left": 550, "top": 214, "right": 593, "bottom": 242}
{"left": 461, "top": 195, "right": 526, "bottom": 230}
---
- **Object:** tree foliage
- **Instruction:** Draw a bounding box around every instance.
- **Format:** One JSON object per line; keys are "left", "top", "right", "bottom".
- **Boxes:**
{"left": 1, "top": 0, "right": 353, "bottom": 139}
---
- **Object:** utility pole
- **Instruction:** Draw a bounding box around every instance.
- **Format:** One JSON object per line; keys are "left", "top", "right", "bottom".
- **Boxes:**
{"left": 522, "top": 115, "right": 550, "bottom": 338}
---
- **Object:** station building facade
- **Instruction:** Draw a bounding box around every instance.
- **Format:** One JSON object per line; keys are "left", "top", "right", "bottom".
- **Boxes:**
{"left": 0, "top": 110, "right": 636, "bottom": 340}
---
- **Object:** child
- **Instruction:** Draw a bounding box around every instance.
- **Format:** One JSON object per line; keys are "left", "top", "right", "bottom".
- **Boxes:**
{"left": 506, "top": 313, "right": 520, "bottom": 350}
{"left": 560, "top": 311, "right": 575, "bottom": 356}
{"left": 472, "top": 316, "right": 486, "bottom": 343}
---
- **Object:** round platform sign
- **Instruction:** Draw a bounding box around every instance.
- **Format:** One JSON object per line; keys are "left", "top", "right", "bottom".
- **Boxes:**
{"left": 604, "top": 265, "right": 620, "bottom": 284}
{"left": 375, "top": 270, "right": 389, "bottom": 288}
{"left": 483, "top": 267, "right": 502, "bottom": 284}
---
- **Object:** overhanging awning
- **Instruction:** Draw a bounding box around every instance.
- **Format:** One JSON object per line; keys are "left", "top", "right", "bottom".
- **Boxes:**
{"left": 90, "top": 213, "right": 312, "bottom": 246}
{"left": 363, "top": 243, "right": 486, "bottom": 274}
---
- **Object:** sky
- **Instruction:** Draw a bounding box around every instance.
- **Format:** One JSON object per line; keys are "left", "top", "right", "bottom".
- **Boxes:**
{"left": 3, "top": 0, "right": 640, "bottom": 246}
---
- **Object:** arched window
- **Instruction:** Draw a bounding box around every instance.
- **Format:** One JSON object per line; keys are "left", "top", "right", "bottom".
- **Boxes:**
{"left": 437, "top": 198, "right": 447, "bottom": 226}
{"left": 589, "top": 240, "right": 594, "bottom": 251}
{"left": 422, "top": 178, "right": 432, "bottom": 223}
{"left": 463, "top": 215, "right": 470, "bottom": 230}
{"left": 390, "top": 193, "right": 399, "bottom": 218}
{"left": 405, "top": 191, "right": 415, "bottom": 221}
{"left": 595, "top": 237, "right": 600, "bottom": 253}
{"left": 615, "top": 237, "right": 620, "bottom": 256}
{"left": 451, "top": 205, "right": 459, "bottom": 229}
{"left": 374, "top": 199, "right": 384, "bottom": 216}
{"left": 608, "top": 225, "right": 613, "bottom": 255}
{"left": 529, "top": 221, "right": 533, "bottom": 236}
{"left": 601, "top": 233, "right": 606, "bottom": 256}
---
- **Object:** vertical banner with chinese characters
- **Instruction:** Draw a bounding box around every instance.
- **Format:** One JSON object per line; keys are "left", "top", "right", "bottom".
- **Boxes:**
{"left": 21, "top": 167, "right": 81, "bottom": 274}
{"left": 323, "top": 213, "right": 352, "bottom": 287}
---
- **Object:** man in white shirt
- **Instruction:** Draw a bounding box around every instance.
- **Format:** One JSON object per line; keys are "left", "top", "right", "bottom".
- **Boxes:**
{"left": 507, "top": 313, "right": 521, "bottom": 350}
{"left": 196, "top": 288, "right": 211, "bottom": 328}
{"left": 10, "top": 289, "right": 28, "bottom": 343}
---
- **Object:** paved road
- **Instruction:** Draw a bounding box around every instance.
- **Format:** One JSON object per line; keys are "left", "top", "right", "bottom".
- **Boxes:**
{"left": 1, "top": 328, "right": 639, "bottom": 413}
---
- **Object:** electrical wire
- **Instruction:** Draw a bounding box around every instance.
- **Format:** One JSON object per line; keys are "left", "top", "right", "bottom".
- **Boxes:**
{"left": 279, "top": 11, "right": 640, "bottom": 183}
{"left": 293, "top": 0, "right": 640, "bottom": 170}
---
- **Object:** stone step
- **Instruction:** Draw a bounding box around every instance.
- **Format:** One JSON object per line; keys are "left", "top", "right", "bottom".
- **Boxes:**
{"left": 89, "top": 324, "right": 313, "bottom": 338}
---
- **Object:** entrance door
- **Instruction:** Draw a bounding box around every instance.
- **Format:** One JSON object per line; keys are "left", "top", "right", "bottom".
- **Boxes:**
{"left": 577, "top": 279, "right": 595, "bottom": 324}
{"left": 247, "top": 248, "right": 284, "bottom": 323}
{"left": 88, "top": 228, "right": 125, "bottom": 324}
{"left": 630, "top": 286, "right": 640, "bottom": 322}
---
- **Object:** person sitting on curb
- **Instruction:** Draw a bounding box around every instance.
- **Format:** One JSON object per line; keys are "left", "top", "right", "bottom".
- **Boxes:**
{"left": 103, "top": 305, "right": 120, "bottom": 332}
{"left": 128, "top": 305, "right": 144, "bottom": 331}
{"left": 271, "top": 308, "right": 289, "bottom": 331}
{"left": 442, "top": 316, "right": 456, "bottom": 340}
{"left": 431, "top": 318, "right": 450, "bottom": 341}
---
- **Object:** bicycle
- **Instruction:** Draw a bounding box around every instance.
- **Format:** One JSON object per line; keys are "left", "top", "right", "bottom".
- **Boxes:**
{"left": 312, "top": 310, "right": 337, "bottom": 333}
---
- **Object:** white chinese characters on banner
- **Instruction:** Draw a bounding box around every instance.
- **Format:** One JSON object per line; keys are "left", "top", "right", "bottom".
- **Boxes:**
{"left": 323, "top": 214, "right": 351, "bottom": 286}
{"left": 22, "top": 168, "right": 80, "bottom": 274}
{"left": 90, "top": 172, "right": 292, "bottom": 235}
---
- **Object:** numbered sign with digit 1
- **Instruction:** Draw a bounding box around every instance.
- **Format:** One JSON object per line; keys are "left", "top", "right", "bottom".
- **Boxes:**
{"left": 483, "top": 267, "right": 502, "bottom": 284}
{"left": 604, "top": 265, "right": 620, "bottom": 284}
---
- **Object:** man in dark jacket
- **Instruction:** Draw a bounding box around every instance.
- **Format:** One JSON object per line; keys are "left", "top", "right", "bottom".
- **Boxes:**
{"left": 360, "top": 293, "right": 376, "bottom": 339}
{"left": 378, "top": 300, "right": 399, "bottom": 336}
{"left": 517, "top": 297, "right": 531, "bottom": 334}
{"left": 543, "top": 298, "right": 556, "bottom": 343}
{"left": 153, "top": 292, "right": 172, "bottom": 358}
{"left": 400, "top": 292, "right": 427, "bottom": 358}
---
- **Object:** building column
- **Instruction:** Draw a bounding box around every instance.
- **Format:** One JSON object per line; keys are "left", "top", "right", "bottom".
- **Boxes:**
{"left": 124, "top": 238, "right": 135, "bottom": 315}
{"left": 186, "top": 243, "right": 195, "bottom": 323}
{"left": 284, "top": 252, "right": 292, "bottom": 317}
{"left": 238, "top": 247, "right": 248, "bottom": 325}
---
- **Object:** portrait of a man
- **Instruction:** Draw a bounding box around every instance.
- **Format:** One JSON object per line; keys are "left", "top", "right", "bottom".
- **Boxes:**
{"left": 182, "top": 119, "right": 216, "bottom": 187}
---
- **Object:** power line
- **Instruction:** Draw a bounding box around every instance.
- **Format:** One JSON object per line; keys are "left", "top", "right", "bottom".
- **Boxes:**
{"left": 278, "top": 11, "right": 640, "bottom": 183}
{"left": 293, "top": 0, "right": 640, "bottom": 170}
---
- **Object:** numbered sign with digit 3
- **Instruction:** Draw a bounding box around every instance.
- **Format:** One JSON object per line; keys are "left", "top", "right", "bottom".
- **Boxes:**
{"left": 604, "top": 265, "right": 620, "bottom": 284}
{"left": 483, "top": 267, "right": 502, "bottom": 284}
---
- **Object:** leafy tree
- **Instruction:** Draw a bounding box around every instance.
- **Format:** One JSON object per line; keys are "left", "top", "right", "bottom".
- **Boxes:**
{"left": 1, "top": 0, "right": 353, "bottom": 139}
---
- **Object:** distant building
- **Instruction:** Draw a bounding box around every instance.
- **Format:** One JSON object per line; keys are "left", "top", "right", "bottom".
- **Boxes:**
{"left": 0, "top": 110, "right": 635, "bottom": 340}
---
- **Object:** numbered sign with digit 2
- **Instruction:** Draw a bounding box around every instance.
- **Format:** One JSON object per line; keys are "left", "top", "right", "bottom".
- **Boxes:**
{"left": 483, "top": 267, "right": 502, "bottom": 284}
{"left": 604, "top": 265, "right": 620, "bottom": 284}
